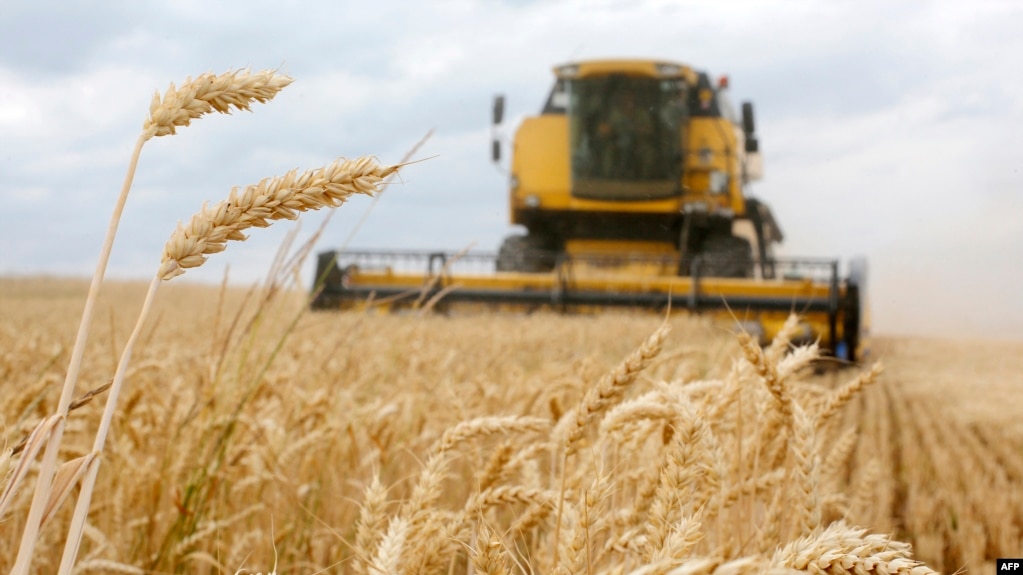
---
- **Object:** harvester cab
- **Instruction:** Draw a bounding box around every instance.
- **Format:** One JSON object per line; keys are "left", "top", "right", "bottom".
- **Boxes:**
{"left": 490, "top": 60, "right": 781, "bottom": 281}
{"left": 312, "top": 59, "right": 869, "bottom": 362}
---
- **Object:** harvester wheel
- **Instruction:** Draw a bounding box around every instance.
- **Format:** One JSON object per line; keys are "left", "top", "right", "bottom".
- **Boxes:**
{"left": 698, "top": 234, "right": 754, "bottom": 278}
{"left": 496, "top": 234, "right": 556, "bottom": 273}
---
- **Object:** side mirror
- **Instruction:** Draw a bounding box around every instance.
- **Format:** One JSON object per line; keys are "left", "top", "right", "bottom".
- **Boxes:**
{"left": 492, "top": 95, "right": 506, "bottom": 163}
{"left": 741, "top": 101, "right": 756, "bottom": 136}
{"left": 745, "top": 137, "right": 759, "bottom": 153}
{"left": 492, "top": 95, "right": 505, "bottom": 125}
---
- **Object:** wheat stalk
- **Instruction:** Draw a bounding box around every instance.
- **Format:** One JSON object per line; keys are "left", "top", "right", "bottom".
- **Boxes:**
{"left": 10, "top": 67, "right": 293, "bottom": 575}
{"left": 9, "top": 67, "right": 292, "bottom": 572}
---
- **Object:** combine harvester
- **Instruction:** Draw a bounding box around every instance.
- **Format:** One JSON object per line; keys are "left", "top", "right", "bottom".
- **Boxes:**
{"left": 313, "top": 59, "right": 869, "bottom": 361}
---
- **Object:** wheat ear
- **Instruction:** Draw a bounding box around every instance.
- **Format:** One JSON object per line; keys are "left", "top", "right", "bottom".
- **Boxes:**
{"left": 772, "top": 521, "right": 937, "bottom": 575}
{"left": 143, "top": 68, "right": 293, "bottom": 139}
{"left": 471, "top": 523, "right": 512, "bottom": 575}
{"left": 56, "top": 157, "right": 396, "bottom": 574}
{"left": 11, "top": 68, "right": 292, "bottom": 575}
{"left": 789, "top": 403, "right": 821, "bottom": 536}
{"left": 738, "top": 332, "right": 793, "bottom": 423}
{"left": 815, "top": 362, "right": 883, "bottom": 430}
{"left": 159, "top": 157, "right": 397, "bottom": 280}
{"left": 556, "top": 322, "right": 671, "bottom": 452}
{"left": 353, "top": 474, "right": 390, "bottom": 575}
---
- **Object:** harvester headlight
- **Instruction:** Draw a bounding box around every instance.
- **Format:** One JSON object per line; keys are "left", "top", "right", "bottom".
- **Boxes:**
{"left": 557, "top": 64, "right": 580, "bottom": 78}
{"left": 709, "top": 170, "right": 729, "bottom": 194}
{"left": 655, "top": 63, "right": 681, "bottom": 76}
{"left": 524, "top": 194, "right": 541, "bottom": 208}
{"left": 699, "top": 147, "right": 713, "bottom": 165}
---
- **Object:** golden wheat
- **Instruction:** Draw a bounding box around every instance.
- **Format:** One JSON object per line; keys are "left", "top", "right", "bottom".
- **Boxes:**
{"left": 159, "top": 157, "right": 398, "bottom": 280}
{"left": 5, "top": 277, "right": 1022, "bottom": 574}
{"left": 8, "top": 68, "right": 296, "bottom": 575}
{"left": 142, "top": 68, "right": 293, "bottom": 139}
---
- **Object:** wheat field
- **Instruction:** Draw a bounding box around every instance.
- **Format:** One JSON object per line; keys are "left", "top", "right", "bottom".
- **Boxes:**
{"left": 2, "top": 276, "right": 1020, "bottom": 574}
{"left": 4, "top": 66, "right": 1021, "bottom": 575}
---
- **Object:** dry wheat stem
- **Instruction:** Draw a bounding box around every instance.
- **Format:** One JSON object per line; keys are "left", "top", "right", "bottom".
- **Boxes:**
{"left": 59, "top": 275, "right": 162, "bottom": 574}
{"left": 0, "top": 415, "right": 62, "bottom": 517}
{"left": 41, "top": 453, "right": 97, "bottom": 527}
{"left": 8, "top": 382, "right": 116, "bottom": 456}
{"left": 159, "top": 157, "right": 397, "bottom": 280}
{"left": 10, "top": 133, "right": 147, "bottom": 575}
{"left": 73, "top": 558, "right": 147, "bottom": 574}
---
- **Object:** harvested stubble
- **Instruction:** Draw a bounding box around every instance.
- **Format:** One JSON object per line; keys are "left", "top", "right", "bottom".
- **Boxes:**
{"left": 8, "top": 280, "right": 1015, "bottom": 574}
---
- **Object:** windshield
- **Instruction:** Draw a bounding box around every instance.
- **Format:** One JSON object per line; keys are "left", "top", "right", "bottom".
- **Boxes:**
{"left": 568, "top": 75, "right": 686, "bottom": 200}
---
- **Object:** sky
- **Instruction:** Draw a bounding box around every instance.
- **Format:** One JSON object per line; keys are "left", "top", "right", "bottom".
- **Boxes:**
{"left": 1, "top": 0, "right": 1021, "bottom": 340}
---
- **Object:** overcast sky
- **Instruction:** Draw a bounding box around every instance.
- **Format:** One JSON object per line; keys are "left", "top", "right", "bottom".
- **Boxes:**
{"left": 1, "top": 0, "right": 1021, "bottom": 340}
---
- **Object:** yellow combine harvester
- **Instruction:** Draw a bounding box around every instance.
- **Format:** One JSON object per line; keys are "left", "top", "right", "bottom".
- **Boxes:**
{"left": 312, "top": 59, "right": 869, "bottom": 361}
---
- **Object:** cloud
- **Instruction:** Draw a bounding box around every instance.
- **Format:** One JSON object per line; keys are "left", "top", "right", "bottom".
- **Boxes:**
{"left": 0, "top": 1, "right": 145, "bottom": 74}
{"left": 1, "top": 0, "right": 1021, "bottom": 340}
